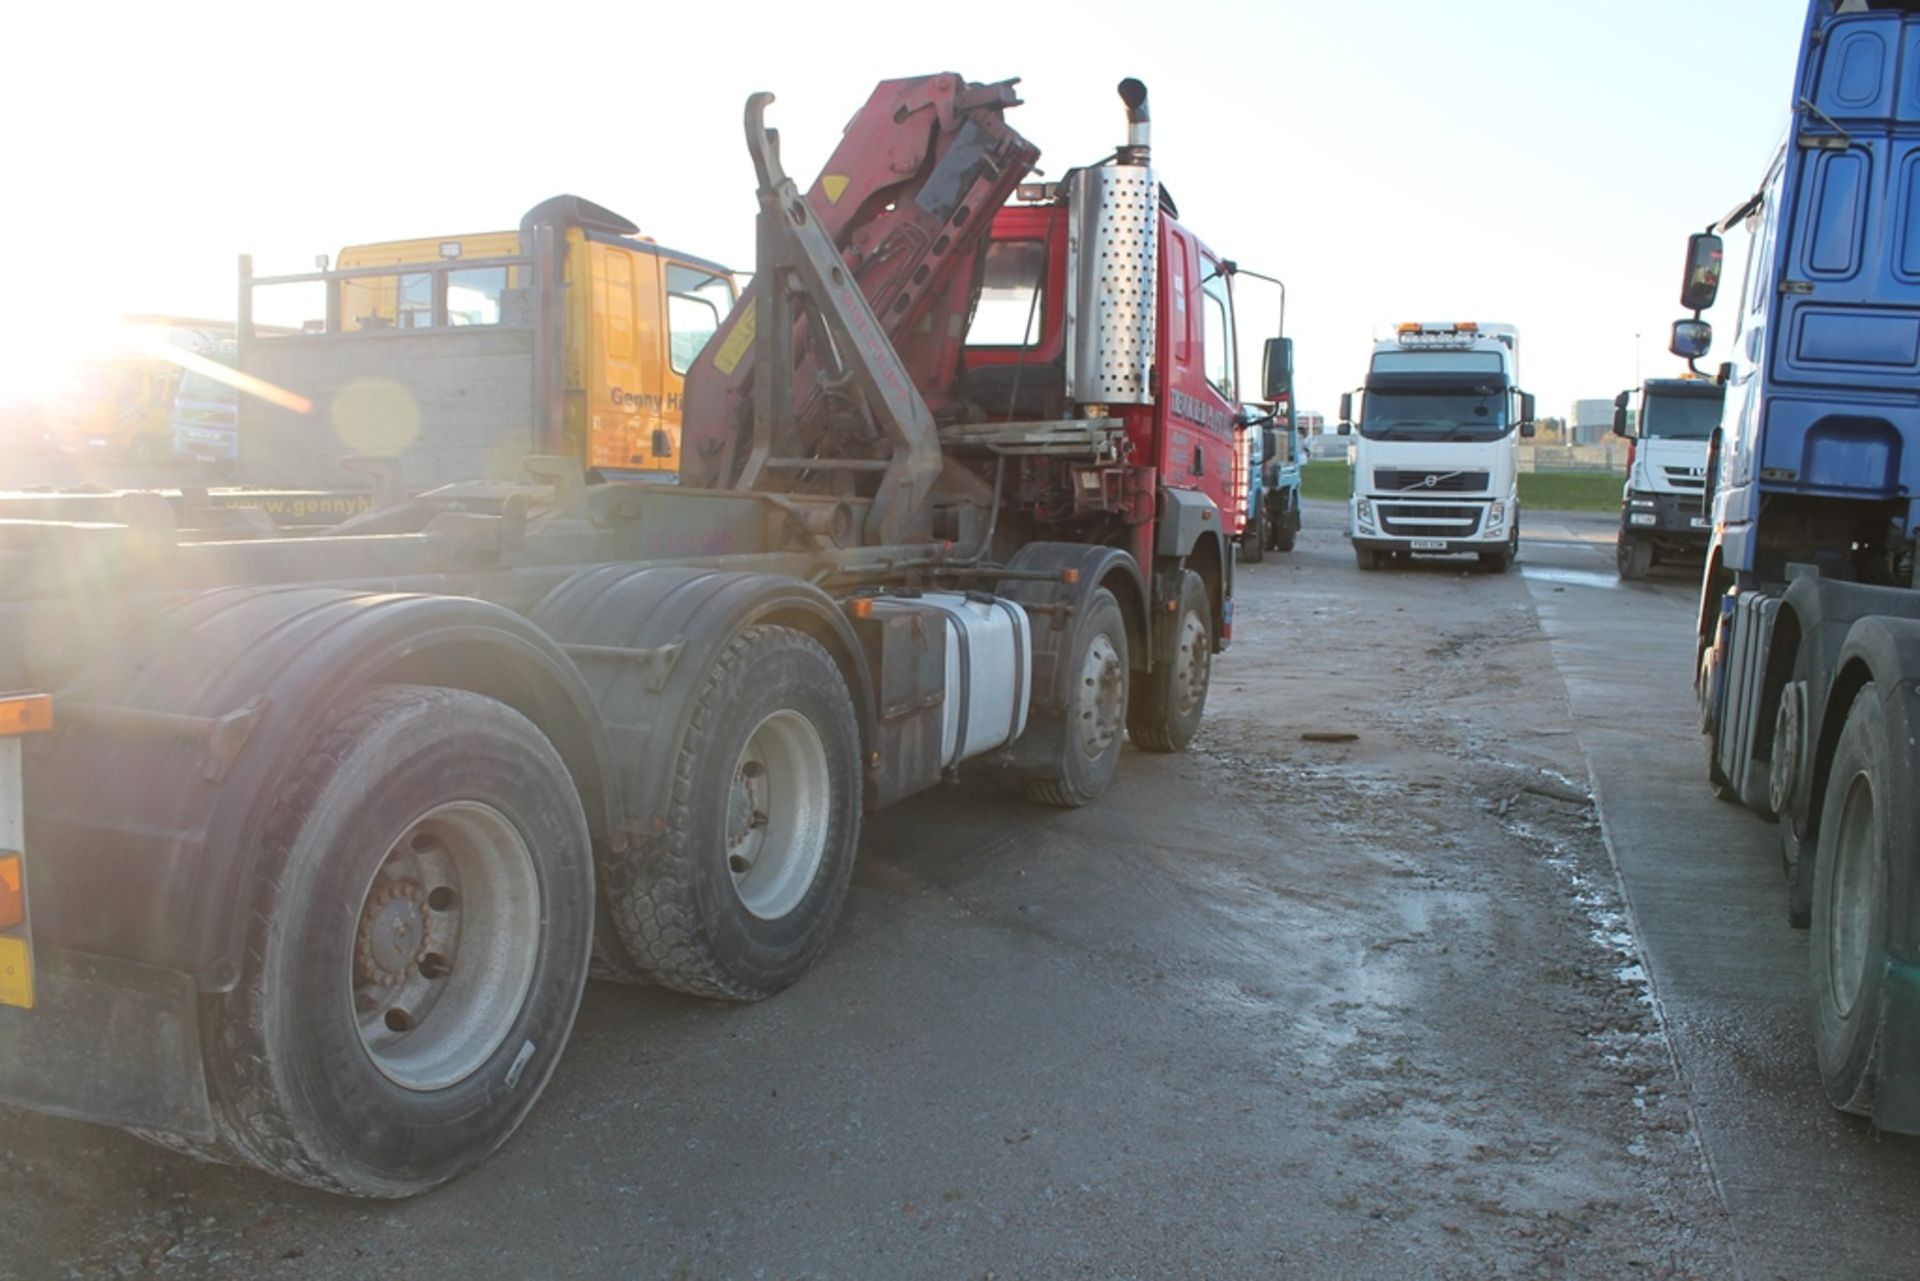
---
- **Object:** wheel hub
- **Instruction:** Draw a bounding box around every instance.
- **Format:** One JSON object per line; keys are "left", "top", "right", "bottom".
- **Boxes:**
{"left": 726, "top": 711, "right": 831, "bottom": 921}
{"left": 357, "top": 882, "right": 428, "bottom": 987}
{"left": 350, "top": 803, "right": 542, "bottom": 1091}
{"left": 1077, "top": 633, "right": 1125, "bottom": 758}
{"left": 1828, "top": 772, "right": 1878, "bottom": 1019}
{"left": 1171, "top": 610, "right": 1210, "bottom": 716}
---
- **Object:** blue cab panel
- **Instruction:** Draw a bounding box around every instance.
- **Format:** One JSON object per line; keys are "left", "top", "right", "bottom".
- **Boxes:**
{"left": 1720, "top": 5, "right": 1920, "bottom": 574}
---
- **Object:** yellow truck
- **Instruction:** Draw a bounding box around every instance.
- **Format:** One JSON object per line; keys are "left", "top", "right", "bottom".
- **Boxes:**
{"left": 236, "top": 195, "right": 735, "bottom": 487}
{"left": 50, "top": 317, "right": 233, "bottom": 461}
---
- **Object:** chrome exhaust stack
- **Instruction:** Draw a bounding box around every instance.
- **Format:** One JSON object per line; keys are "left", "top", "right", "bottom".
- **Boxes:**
{"left": 1064, "top": 76, "right": 1160, "bottom": 408}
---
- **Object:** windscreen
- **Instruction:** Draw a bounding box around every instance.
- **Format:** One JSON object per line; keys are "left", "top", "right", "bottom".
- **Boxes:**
{"left": 1640, "top": 389, "right": 1722, "bottom": 441}
{"left": 1362, "top": 359, "right": 1511, "bottom": 443}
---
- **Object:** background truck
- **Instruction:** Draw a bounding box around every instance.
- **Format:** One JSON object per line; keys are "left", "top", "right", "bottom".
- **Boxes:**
{"left": 1236, "top": 337, "right": 1302, "bottom": 563}
{"left": 1611, "top": 376, "right": 1722, "bottom": 579}
{"left": 0, "top": 71, "right": 1279, "bottom": 1198}
{"left": 170, "top": 338, "right": 240, "bottom": 468}
{"left": 47, "top": 316, "right": 232, "bottom": 461}
{"left": 1689, "top": 0, "right": 1920, "bottom": 1138}
{"left": 234, "top": 196, "right": 736, "bottom": 489}
{"left": 1338, "top": 321, "right": 1537, "bottom": 573}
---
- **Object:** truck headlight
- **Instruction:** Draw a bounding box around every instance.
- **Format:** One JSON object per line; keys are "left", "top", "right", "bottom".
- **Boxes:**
{"left": 1485, "top": 500, "right": 1506, "bottom": 532}
{"left": 1356, "top": 499, "right": 1374, "bottom": 527}
{"left": 1630, "top": 498, "right": 1656, "bottom": 509}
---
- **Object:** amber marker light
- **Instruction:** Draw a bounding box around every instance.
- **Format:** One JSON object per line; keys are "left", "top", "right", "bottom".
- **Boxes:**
{"left": 0, "top": 694, "right": 51, "bottom": 737}
{"left": 0, "top": 855, "right": 22, "bottom": 930}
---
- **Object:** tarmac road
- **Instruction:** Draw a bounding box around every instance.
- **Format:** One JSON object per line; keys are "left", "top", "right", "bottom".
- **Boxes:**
{"left": 3, "top": 497, "right": 1917, "bottom": 1278}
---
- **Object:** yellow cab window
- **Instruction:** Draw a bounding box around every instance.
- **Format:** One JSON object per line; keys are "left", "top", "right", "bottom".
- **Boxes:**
{"left": 666, "top": 264, "right": 734, "bottom": 374}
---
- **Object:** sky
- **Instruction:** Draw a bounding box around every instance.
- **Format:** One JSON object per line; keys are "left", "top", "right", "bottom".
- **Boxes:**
{"left": 0, "top": 0, "right": 1809, "bottom": 421}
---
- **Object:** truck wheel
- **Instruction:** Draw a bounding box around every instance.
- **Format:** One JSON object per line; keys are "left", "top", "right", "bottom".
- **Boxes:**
{"left": 1810, "top": 685, "right": 1900, "bottom": 1115}
{"left": 1617, "top": 534, "right": 1653, "bottom": 580}
{"left": 1272, "top": 497, "right": 1298, "bottom": 553}
{"left": 1772, "top": 678, "right": 1815, "bottom": 928}
{"left": 1024, "top": 587, "right": 1130, "bottom": 807}
{"left": 610, "top": 625, "right": 862, "bottom": 1000}
{"left": 1355, "top": 546, "right": 1381, "bottom": 572}
{"left": 1129, "top": 570, "right": 1212, "bottom": 754}
{"left": 1479, "top": 550, "right": 1512, "bottom": 574}
{"left": 202, "top": 685, "right": 594, "bottom": 1197}
{"left": 1241, "top": 512, "right": 1265, "bottom": 564}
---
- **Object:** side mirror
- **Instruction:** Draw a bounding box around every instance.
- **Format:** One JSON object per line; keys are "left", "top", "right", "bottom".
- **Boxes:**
{"left": 1681, "top": 232, "right": 1724, "bottom": 312}
{"left": 1262, "top": 336, "right": 1293, "bottom": 402}
{"left": 1339, "top": 391, "right": 1353, "bottom": 423}
{"left": 1612, "top": 389, "right": 1632, "bottom": 438}
{"left": 1521, "top": 421, "right": 1537, "bottom": 439}
{"left": 1337, "top": 421, "right": 1352, "bottom": 437}
{"left": 1671, "top": 318, "right": 1714, "bottom": 360}
{"left": 1519, "top": 392, "right": 1537, "bottom": 424}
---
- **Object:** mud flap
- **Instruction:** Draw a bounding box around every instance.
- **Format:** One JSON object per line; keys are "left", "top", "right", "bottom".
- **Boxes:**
{"left": 0, "top": 944, "right": 214, "bottom": 1140}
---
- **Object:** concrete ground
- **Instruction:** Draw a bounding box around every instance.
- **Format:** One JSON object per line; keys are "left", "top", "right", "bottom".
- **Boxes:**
{"left": 3, "top": 497, "right": 1917, "bottom": 1278}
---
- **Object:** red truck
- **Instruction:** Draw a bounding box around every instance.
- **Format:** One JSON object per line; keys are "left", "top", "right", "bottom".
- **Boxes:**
{"left": 0, "top": 72, "right": 1284, "bottom": 1195}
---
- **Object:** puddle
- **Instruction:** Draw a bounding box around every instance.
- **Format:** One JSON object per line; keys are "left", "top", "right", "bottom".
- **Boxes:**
{"left": 1520, "top": 565, "right": 1622, "bottom": 591}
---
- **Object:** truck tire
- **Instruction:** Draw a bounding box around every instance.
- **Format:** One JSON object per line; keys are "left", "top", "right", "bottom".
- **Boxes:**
{"left": 609, "top": 625, "right": 862, "bottom": 1000}
{"left": 1271, "top": 496, "right": 1298, "bottom": 553}
{"left": 1772, "top": 676, "right": 1815, "bottom": 928}
{"left": 1129, "top": 570, "right": 1212, "bottom": 754}
{"left": 1240, "top": 511, "right": 1265, "bottom": 564}
{"left": 202, "top": 685, "right": 595, "bottom": 1197}
{"left": 1810, "top": 684, "right": 1900, "bottom": 1115}
{"left": 1480, "top": 528, "right": 1519, "bottom": 575}
{"left": 1024, "top": 587, "right": 1130, "bottom": 807}
{"left": 1355, "top": 546, "right": 1382, "bottom": 572}
{"left": 1617, "top": 534, "right": 1653, "bottom": 580}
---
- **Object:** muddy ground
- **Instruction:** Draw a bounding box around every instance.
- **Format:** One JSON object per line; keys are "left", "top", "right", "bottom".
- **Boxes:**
{"left": 4, "top": 499, "right": 1747, "bottom": 1278}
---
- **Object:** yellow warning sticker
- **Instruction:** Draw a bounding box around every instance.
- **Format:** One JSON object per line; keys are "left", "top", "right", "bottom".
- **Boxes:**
{"left": 712, "top": 299, "right": 757, "bottom": 376}
{"left": 821, "top": 174, "right": 850, "bottom": 204}
{"left": 0, "top": 935, "right": 32, "bottom": 1009}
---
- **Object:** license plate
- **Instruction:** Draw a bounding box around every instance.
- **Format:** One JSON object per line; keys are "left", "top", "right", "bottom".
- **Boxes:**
{"left": 1690, "top": 517, "right": 1709, "bottom": 529}
{"left": 1410, "top": 539, "right": 1447, "bottom": 551}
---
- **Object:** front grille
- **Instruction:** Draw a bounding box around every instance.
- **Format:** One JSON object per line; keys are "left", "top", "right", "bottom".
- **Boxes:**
{"left": 1663, "top": 467, "right": 1706, "bottom": 490}
{"left": 1378, "top": 503, "right": 1481, "bottom": 538}
{"left": 1674, "top": 496, "right": 1704, "bottom": 518}
{"left": 1374, "top": 468, "right": 1490, "bottom": 493}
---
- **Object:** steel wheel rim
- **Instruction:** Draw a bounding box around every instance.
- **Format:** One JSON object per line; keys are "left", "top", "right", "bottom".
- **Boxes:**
{"left": 352, "top": 801, "right": 542, "bottom": 1091}
{"left": 727, "top": 709, "right": 832, "bottom": 921}
{"left": 1077, "top": 632, "right": 1125, "bottom": 759}
{"left": 1171, "top": 609, "right": 1210, "bottom": 717}
{"left": 1828, "top": 771, "right": 1877, "bottom": 1019}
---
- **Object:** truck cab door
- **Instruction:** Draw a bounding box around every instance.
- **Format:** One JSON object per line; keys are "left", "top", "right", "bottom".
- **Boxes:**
{"left": 659, "top": 263, "right": 736, "bottom": 468}
{"left": 1166, "top": 243, "right": 1241, "bottom": 527}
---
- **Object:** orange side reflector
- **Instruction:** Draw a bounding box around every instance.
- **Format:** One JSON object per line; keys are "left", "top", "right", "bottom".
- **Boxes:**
{"left": 0, "top": 854, "right": 22, "bottom": 930}
{"left": 848, "top": 598, "right": 873, "bottom": 619}
{"left": 0, "top": 695, "right": 51, "bottom": 737}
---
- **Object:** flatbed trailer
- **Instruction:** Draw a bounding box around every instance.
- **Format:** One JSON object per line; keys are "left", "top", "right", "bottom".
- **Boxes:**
{"left": 0, "top": 73, "right": 1281, "bottom": 1196}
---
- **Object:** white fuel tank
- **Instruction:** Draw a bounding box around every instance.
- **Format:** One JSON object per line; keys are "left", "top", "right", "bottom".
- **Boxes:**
{"left": 867, "top": 591, "right": 1032, "bottom": 766}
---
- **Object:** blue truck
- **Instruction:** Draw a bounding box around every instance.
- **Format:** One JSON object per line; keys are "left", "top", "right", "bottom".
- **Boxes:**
{"left": 1237, "top": 337, "right": 1302, "bottom": 563}
{"left": 1694, "top": 0, "right": 1920, "bottom": 1133}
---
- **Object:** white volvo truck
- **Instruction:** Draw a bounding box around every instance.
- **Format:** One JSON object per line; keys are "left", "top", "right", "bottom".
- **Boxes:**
{"left": 1340, "top": 322, "right": 1536, "bottom": 573}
